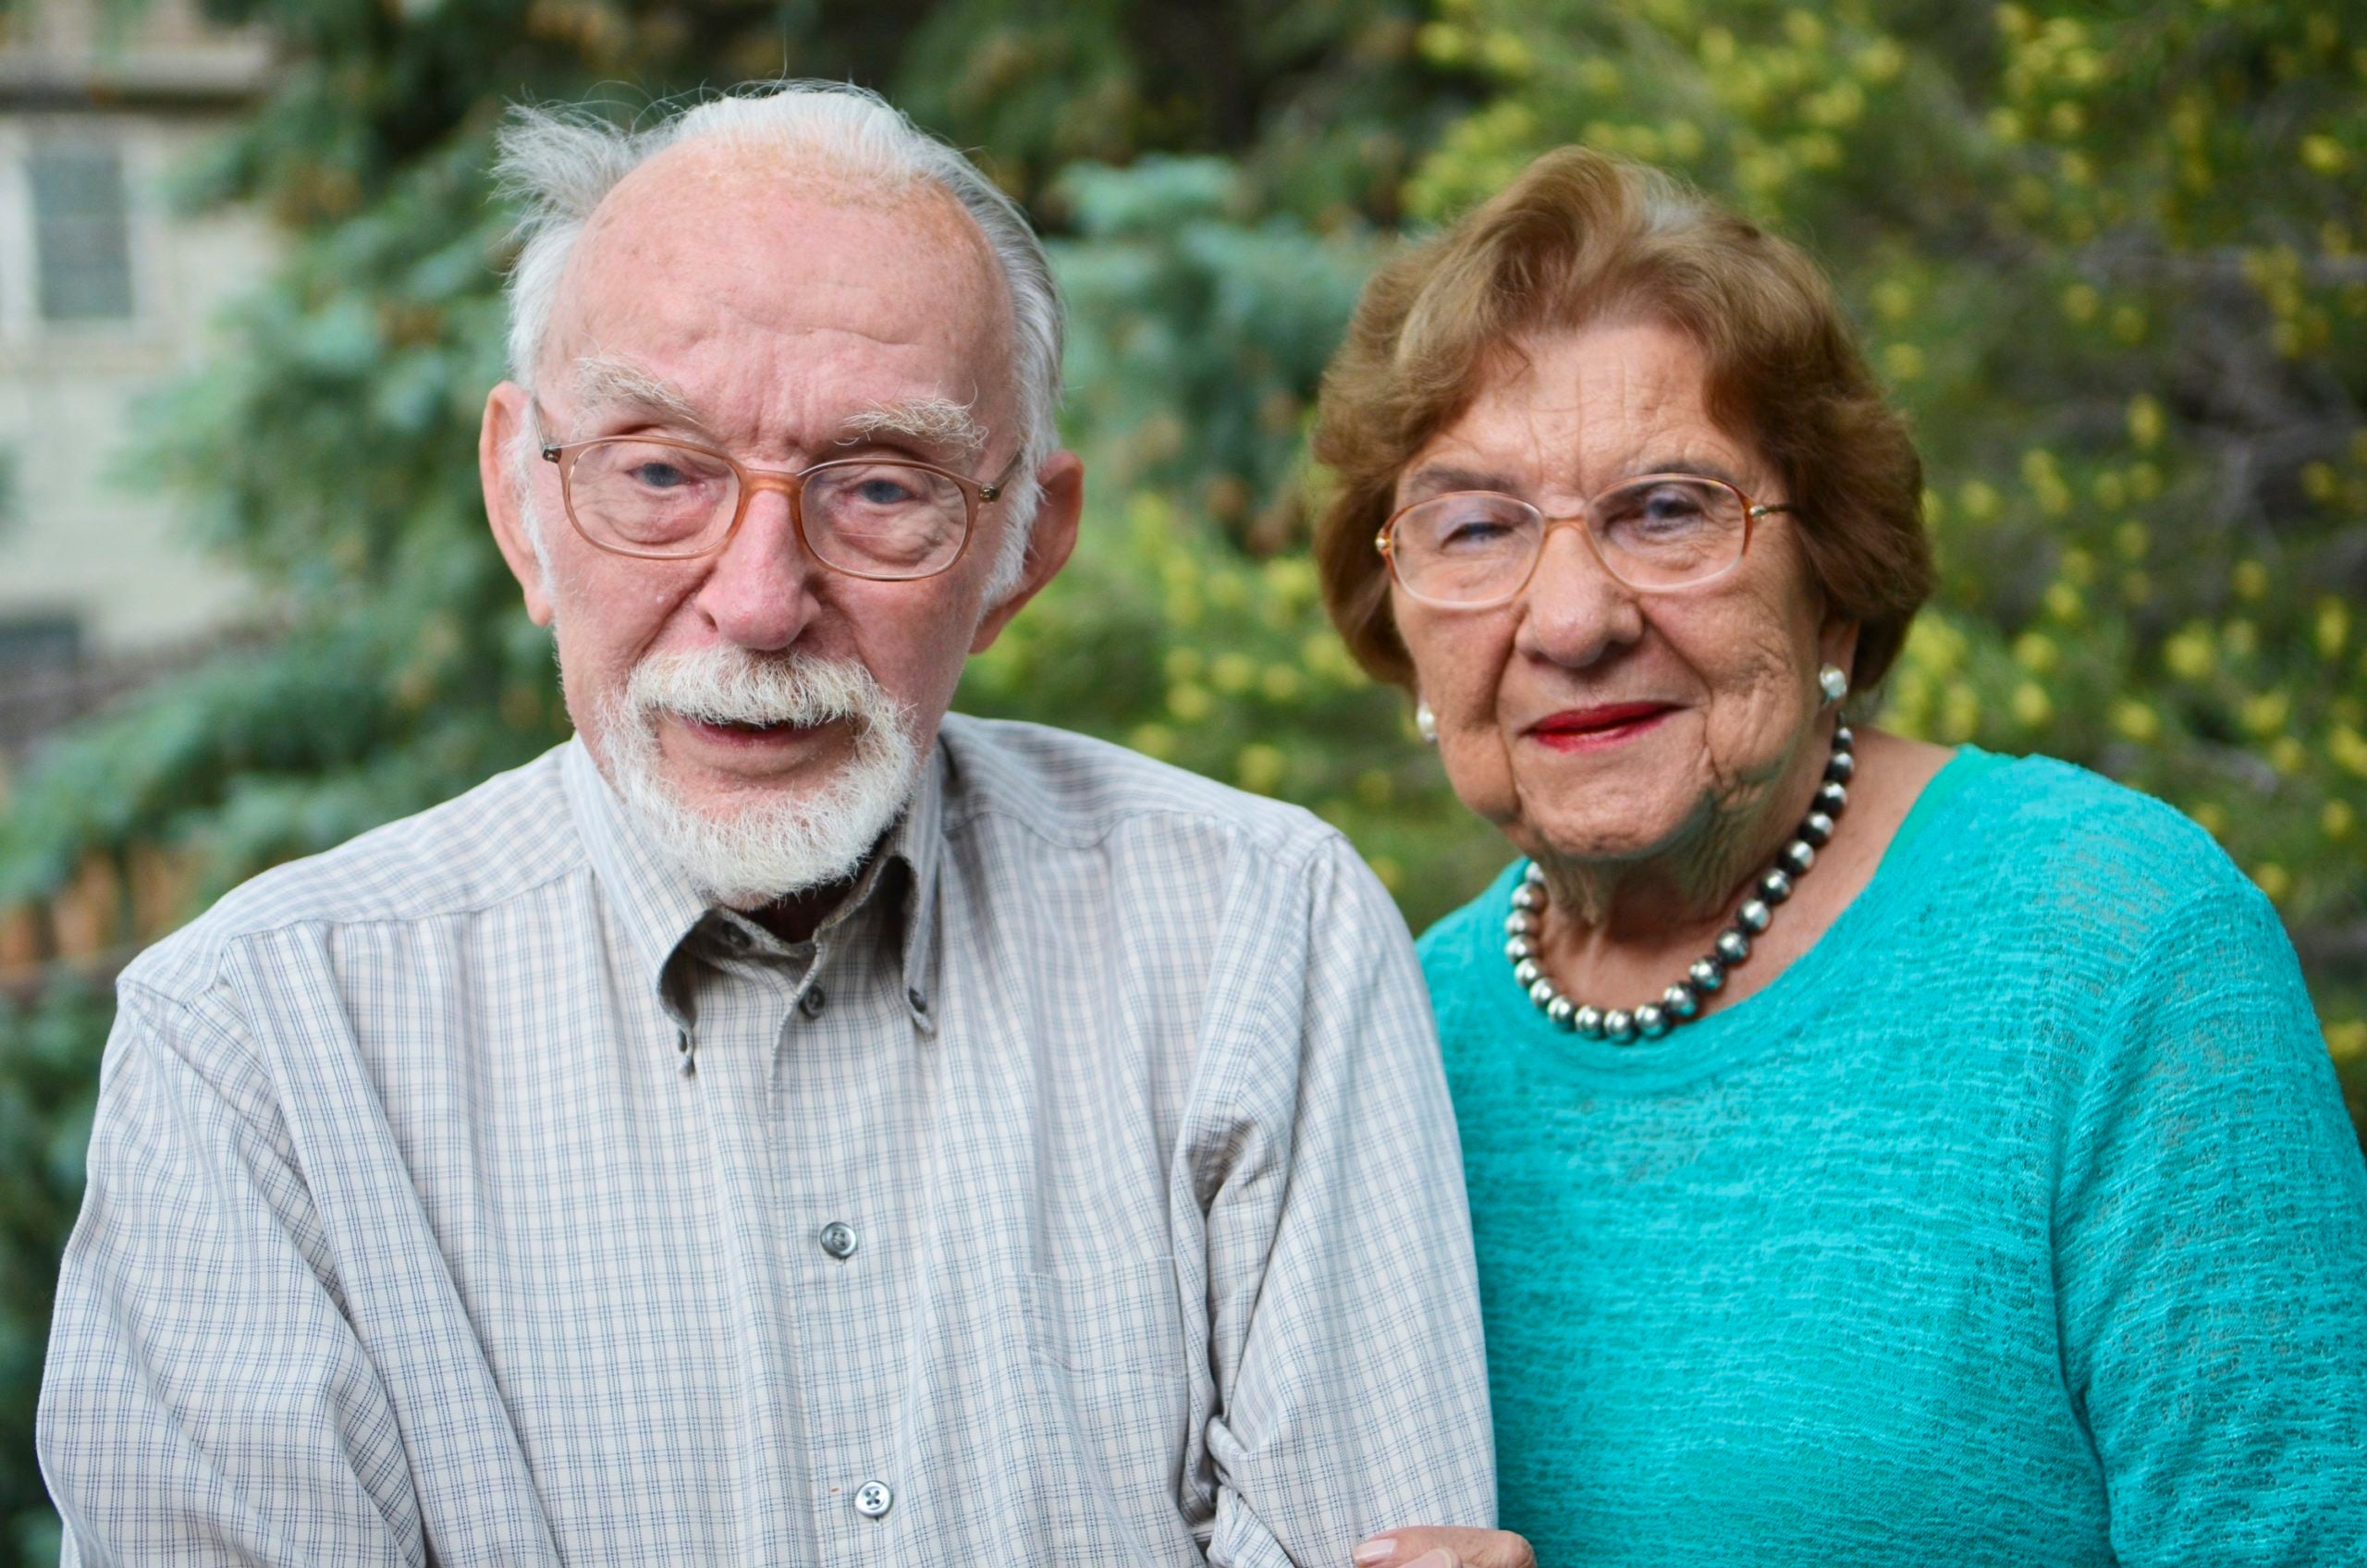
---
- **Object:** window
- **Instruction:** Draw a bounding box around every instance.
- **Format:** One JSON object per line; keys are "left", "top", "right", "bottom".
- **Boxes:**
{"left": 30, "top": 141, "right": 135, "bottom": 323}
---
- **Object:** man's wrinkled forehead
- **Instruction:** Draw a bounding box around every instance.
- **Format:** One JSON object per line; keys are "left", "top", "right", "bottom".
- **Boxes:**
{"left": 542, "top": 139, "right": 1006, "bottom": 370}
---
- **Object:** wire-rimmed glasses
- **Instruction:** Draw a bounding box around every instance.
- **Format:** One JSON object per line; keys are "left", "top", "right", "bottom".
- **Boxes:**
{"left": 539, "top": 423, "right": 1026, "bottom": 582}
{"left": 1377, "top": 472, "right": 1794, "bottom": 607}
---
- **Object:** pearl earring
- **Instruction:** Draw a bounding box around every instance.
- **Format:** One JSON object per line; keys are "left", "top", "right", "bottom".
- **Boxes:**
{"left": 1818, "top": 664, "right": 1850, "bottom": 705}
{"left": 1415, "top": 700, "right": 1439, "bottom": 743}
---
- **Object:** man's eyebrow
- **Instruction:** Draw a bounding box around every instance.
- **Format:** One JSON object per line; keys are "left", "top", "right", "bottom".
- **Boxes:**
{"left": 569, "top": 356, "right": 705, "bottom": 428}
{"left": 837, "top": 397, "right": 988, "bottom": 462}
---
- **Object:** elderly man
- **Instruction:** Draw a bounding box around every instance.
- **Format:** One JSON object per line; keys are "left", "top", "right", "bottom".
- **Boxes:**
{"left": 38, "top": 82, "right": 1492, "bottom": 1566}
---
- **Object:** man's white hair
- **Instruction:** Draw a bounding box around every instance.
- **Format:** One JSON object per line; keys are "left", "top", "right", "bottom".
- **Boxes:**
{"left": 495, "top": 81, "right": 1064, "bottom": 602}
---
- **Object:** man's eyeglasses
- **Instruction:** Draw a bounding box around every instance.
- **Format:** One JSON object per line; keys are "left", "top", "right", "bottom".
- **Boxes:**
{"left": 538, "top": 416, "right": 1026, "bottom": 582}
{"left": 1377, "top": 473, "right": 1793, "bottom": 607}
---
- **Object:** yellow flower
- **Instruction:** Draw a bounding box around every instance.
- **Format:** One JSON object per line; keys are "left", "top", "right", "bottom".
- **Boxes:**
{"left": 1235, "top": 743, "right": 1287, "bottom": 796}
{"left": 2012, "top": 631, "right": 2061, "bottom": 673}
{"left": 1883, "top": 342, "right": 1926, "bottom": 381}
{"left": 2060, "top": 283, "right": 2100, "bottom": 322}
{"left": 2324, "top": 800, "right": 2358, "bottom": 841}
{"left": 2043, "top": 582, "right": 2082, "bottom": 621}
{"left": 2128, "top": 395, "right": 2165, "bottom": 449}
{"left": 1959, "top": 479, "right": 2002, "bottom": 520}
{"left": 1369, "top": 855, "right": 1405, "bottom": 893}
{"left": 1259, "top": 665, "right": 1304, "bottom": 704}
{"left": 2164, "top": 624, "right": 2215, "bottom": 680}
{"left": 2059, "top": 545, "right": 2095, "bottom": 585}
{"left": 1210, "top": 652, "right": 1257, "bottom": 693}
{"left": 2302, "top": 461, "right": 2338, "bottom": 502}
{"left": 2232, "top": 560, "right": 2269, "bottom": 601}
{"left": 2317, "top": 597, "right": 2350, "bottom": 659}
{"left": 2241, "top": 691, "right": 2290, "bottom": 736}
{"left": 2269, "top": 736, "right": 2308, "bottom": 775}
{"left": 2011, "top": 681, "right": 2054, "bottom": 729}
{"left": 2330, "top": 725, "right": 2367, "bottom": 778}
{"left": 1129, "top": 723, "right": 1179, "bottom": 761}
{"left": 2328, "top": 1021, "right": 2367, "bottom": 1064}
{"left": 1355, "top": 769, "right": 1394, "bottom": 807}
{"left": 1164, "top": 648, "right": 1204, "bottom": 681}
{"left": 2113, "top": 518, "right": 2147, "bottom": 558}
{"left": 2223, "top": 619, "right": 2258, "bottom": 656}
{"left": 1167, "top": 682, "right": 1214, "bottom": 723}
{"left": 2112, "top": 699, "right": 2163, "bottom": 743}
{"left": 2251, "top": 863, "right": 2292, "bottom": 902}
{"left": 2301, "top": 134, "right": 2349, "bottom": 176}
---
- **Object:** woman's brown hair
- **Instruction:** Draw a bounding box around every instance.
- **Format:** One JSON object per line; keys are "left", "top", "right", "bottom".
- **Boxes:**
{"left": 1313, "top": 147, "right": 1932, "bottom": 691}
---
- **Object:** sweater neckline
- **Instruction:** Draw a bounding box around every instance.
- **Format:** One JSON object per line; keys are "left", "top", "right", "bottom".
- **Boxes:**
{"left": 1470, "top": 744, "right": 2006, "bottom": 1094}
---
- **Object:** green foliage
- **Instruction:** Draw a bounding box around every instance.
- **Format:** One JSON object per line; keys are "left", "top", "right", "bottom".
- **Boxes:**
{"left": 2, "top": 0, "right": 2363, "bottom": 1554}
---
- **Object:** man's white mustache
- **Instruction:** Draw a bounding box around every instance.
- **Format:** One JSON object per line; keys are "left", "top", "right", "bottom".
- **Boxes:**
{"left": 624, "top": 648, "right": 909, "bottom": 733}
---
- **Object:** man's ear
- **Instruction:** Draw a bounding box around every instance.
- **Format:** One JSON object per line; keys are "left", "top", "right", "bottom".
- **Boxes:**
{"left": 481, "top": 381, "right": 557, "bottom": 627}
{"left": 970, "top": 449, "right": 1084, "bottom": 654}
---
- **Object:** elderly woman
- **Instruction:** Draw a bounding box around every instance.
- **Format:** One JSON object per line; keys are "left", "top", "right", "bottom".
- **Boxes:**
{"left": 1318, "top": 149, "right": 2367, "bottom": 1568}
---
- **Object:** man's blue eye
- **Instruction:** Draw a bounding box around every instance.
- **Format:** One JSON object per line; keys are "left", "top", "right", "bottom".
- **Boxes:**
{"left": 855, "top": 477, "right": 918, "bottom": 506}
{"left": 629, "top": 462, "right": 688, "bottom": 489}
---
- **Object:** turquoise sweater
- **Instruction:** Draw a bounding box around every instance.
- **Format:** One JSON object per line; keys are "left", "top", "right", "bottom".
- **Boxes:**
{"left": 1421, "top": 749, "right": 2367, "bottom": 1566}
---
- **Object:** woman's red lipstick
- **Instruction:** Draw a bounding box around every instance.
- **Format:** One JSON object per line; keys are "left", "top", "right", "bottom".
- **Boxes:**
{"left": 1527, "top": 703, "right": 1674, "bottom": 751}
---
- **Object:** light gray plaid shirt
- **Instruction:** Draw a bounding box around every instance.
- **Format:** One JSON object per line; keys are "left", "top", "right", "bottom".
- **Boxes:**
{"left": 40, "top": 717, "right": 1493, "bottom": 1566}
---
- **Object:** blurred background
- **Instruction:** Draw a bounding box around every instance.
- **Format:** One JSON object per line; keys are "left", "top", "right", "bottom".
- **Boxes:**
{"left": 0, "top": 0, "right": 2361, "bottom": 1555}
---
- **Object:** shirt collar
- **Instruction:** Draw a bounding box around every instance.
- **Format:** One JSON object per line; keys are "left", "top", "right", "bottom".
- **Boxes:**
{"left": 559, "top": 735, "right": 944, "bottom": 1037}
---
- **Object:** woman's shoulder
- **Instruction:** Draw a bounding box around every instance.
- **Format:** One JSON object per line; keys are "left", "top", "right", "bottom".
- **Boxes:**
{"left": 1914, "top": 746, "right": 2258, "bottom": 924}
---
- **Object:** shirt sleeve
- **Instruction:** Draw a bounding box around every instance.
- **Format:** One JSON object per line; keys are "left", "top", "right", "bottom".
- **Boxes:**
{"left": 2054, "top": 881, "right": 2367, "bottom": 1563}
{"left": 38, "top": 977, "right": 426, "bottom": 1568}
{"left": 1192, "top": 833, "right": 1497, "bottom": 1567}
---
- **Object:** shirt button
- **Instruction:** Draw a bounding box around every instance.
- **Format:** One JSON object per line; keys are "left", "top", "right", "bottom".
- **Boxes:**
{"left": 800, "top": 986, "right": 828, "bottom": 1019}
{"left": 853, "top": 1479, "right": 893, "bottom": 1519}
{"left": 818, "top": 1220, "right": 859, "bottom": 1260}
{"left": 906, "top": 987, "right": 928, "bottom": 1015}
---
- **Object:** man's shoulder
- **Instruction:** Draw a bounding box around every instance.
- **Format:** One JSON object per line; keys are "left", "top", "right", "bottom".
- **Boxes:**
{"left": 937, "top": 714, "right": 1343, "bottom": 865}
{"left": 124, "top": 745, "right": 585, "bottom": 999}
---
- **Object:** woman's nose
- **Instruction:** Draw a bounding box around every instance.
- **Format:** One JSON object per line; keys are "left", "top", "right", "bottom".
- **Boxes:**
{"left": 1515, "top": 521, "right": 1645, "bottom": 668}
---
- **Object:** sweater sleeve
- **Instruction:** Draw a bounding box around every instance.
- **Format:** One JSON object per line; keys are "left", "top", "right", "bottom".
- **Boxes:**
{"left": 2054, "top": 880, "right": 2367, "bottom": 1564}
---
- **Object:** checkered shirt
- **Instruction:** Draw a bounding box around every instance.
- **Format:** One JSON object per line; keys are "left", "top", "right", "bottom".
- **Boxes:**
{"left": 39, "top": 716, "right": 1494, "bottom": 1565}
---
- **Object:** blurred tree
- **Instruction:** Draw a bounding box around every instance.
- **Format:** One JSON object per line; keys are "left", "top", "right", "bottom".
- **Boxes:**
{"left": 2, "top": 0, "right": 2363, "bottom": 1558}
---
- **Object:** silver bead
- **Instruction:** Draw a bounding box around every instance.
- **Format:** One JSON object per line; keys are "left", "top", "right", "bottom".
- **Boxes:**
{"left": 1505, "top": 910, "right": 1537, "bottom": 936}
{"left": 1779, "top": 839, "right": 1815, "bottom": 876}
{"left": 1815, "top": 781, "right": 1847, "bottom": 815}
{"left": 1662, "top": 982, "right": 1699, "bottom": 1019}
{"left": 1528, "top": 977, "right": 1560, "bottom": 1009}
{"left": 1759, "top": 868, "right": 1794, "bottom": 902}
{"left": 1546, "top": 995, "right": 1576, "bottom": 1029}
{"left": 1505, "top": 936, "right": 1534, "bottom": 962}
{"left": 1688, "top": 957, "right": 1725, "bottom": 993}
{"left": 1513, "top": 958, "right": 1541, "bottom": 987}
{"left": 1801, "top": 811, "right": 1836, "bottom": 847}
{"left": 1573, "top": 1005, "right": 1606, "bottom": 1038}
{"left": 1511, "top": 883, "right": 1542, "bottom": 911}
{"left": 1736, "top": 898, "right": 1772, "bottom": 933}
{"left": 1603, "top": 1009, "right": 1637, "bottom": 1042}
{"left": 1825, "top": 751, "right": 1856, "bottom": 783}
{"left": 1715, "top": 928, "right": 1751, "bottom": 964}
{"left": 1834, "top": 725, "right": 1855, "bottom": 752}
{"left": 1636, "top": 1003, "right": 1670, "bottom": 1037}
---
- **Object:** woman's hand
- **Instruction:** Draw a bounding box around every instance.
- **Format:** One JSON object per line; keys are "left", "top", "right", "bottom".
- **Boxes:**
{"left": 1352, "top": 1526, "right": 1536, "bottom": 1567}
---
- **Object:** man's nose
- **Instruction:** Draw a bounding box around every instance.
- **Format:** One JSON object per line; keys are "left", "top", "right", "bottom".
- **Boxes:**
{"left": 1515, "top": 521, "right": 1645, "bottom": 668}
{"left": 691, "top": 485, "right": 822, "bottom": 651}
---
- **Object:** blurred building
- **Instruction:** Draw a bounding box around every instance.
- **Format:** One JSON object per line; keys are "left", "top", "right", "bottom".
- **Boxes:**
{"left": 0, "top": 0, "right": 274, "bottom": 753}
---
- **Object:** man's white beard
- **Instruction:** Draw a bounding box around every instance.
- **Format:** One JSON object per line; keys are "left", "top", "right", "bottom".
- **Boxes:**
{"left": 589, "top": 645, "right": 922, "bottom": 910}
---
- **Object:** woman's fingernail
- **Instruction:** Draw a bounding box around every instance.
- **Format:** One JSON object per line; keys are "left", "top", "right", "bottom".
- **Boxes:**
{"left": 1352, "top": 1538, "right": 1397, "bottom": 1565}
